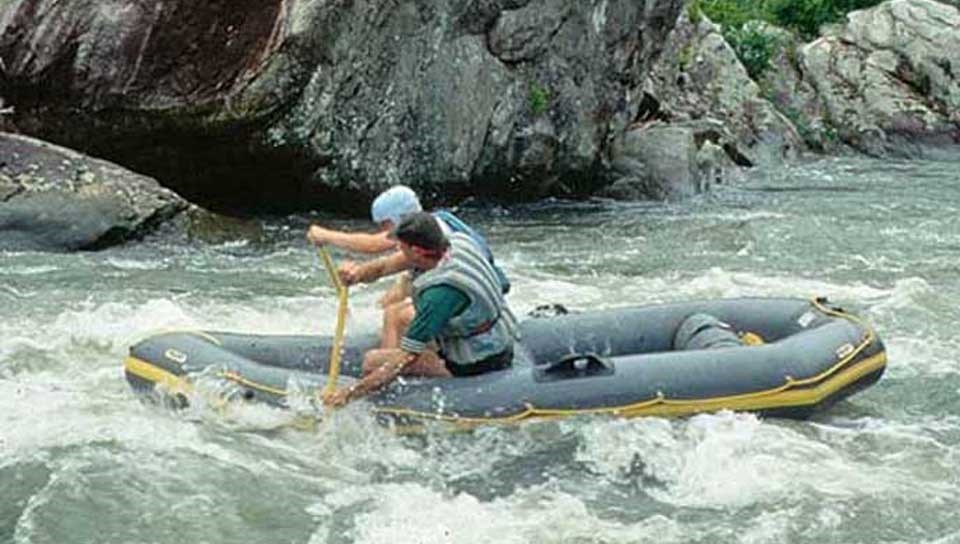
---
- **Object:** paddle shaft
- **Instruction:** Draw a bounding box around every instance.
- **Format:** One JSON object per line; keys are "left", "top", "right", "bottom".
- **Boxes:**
{"left": 318, "top": 246, "right": 348, "bottom": 396}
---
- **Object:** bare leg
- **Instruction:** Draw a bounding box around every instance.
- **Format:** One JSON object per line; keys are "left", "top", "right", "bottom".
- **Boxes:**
{"left": 379, "top": 274, "right": 412, "bottom": 308}
{"left": 380, "top": 298, "right": 414, "bottom": 349}
{"left": 362, "top": 348, "right": 452, "bottom": 378}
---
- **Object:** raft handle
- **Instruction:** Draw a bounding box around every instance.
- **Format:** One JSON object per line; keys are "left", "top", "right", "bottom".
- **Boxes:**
{"left": 536, "top": 353, "right": 614, "bottom": 381}
{"left": 816, "top": 296, "right": 846, "bottom": 314}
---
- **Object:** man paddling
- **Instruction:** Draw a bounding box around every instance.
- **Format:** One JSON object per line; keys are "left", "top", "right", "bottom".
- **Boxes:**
{"left": 322, "top": 212, "right": 518, "bottom": 406}
{"left": 306, "top": 185, "right": 511, "bottom": 298}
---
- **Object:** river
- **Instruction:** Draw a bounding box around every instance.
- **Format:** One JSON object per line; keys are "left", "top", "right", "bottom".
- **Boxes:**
{"left": 2, "top": 154, "right": 959, "bottom": 543}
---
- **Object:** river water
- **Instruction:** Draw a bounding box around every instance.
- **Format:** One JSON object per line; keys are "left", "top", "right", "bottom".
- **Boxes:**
{"left": 2, "top": 155, "right": 959, "bottom": 543}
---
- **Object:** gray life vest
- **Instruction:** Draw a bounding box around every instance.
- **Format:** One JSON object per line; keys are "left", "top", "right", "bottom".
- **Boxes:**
{"left": 412, "top": 233, "right": 520, "bottom": 366}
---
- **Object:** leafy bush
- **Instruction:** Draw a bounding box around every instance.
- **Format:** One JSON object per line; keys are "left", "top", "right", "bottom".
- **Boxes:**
{"left": 765, "top": 0, "right": 882, "bottom": 38}
{"left": 694, "top": 0, "right": 768, "bottom": 30}
{"left": 723, "top": 21, "right": 782, "bottom": 80}
{"left": 695, "top": 0, "right": 885, "bottom": 40}
{"left": 691, "top": 0, "right": 885, "bottom": 79}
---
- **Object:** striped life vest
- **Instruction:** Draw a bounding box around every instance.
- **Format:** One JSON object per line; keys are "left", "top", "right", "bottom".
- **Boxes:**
{"left": 432, "top": 210, "right": 511, "bottom": 294}
{"left": 412, "top": 233, "right": 519, "bottom": 366}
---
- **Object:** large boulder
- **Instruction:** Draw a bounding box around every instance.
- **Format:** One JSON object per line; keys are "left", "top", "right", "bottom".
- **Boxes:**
{"left": 0, "top": 132, "right": 189, "bottom": 251}
{"left": 799, "top": 0, "right": 960, "bottom": 156}
{"left": 643, "top": 8, "right": 805, "bottom": 170}
{"left": 0, "top": 0, "right": 687, "bottom": 210}
{"left": 605, "top": 124, "right": 700, "bottom": 200}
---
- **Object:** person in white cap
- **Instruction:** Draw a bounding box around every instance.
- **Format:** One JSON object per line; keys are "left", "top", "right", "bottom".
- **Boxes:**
{"left": 306, "top": 185, "right": 511, "bottom": 297}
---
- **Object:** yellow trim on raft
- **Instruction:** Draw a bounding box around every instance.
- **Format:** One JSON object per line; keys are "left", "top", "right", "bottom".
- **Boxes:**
{"left": 123, "top": 356, "right": 293, "bottom": 398}
{"left": 218, "top": 370, "right": 289, "bottom": 397}
{"left": 123, "top": 356, "right": 194, "bottom": 396}
{"left": 124, "top": 348, "right": 885, "bottom": 428}
{"left": 373, "top": 351, "right": 886, "bottom": 428}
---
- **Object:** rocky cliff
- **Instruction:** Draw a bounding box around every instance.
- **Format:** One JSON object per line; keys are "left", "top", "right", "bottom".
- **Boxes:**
{"left": 1, "top": 0, "right": 958, "bottom": 250}
{"left": 0, "top": 0, "right": 691, "bottom": 212}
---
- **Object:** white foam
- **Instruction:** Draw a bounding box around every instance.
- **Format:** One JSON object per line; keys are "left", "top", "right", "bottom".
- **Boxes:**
{"left": 574, "top": 412, "right": 955, "bottom": 509}
{"left": 868, "top": 277, "right": 934, "bottom": 314}
{"left": 103, "top": 257, "right": 165, "bottom": 271}
{"left": 313, "top": 483, "right": 688, "bottom": 544}
{"left": 509, "top": 267, "right": 895, "bottom": 315}
{"left": 884, "top": 335, "right": 960, "bottom": 377}
{"left": 1, "top": 265, "right": 61, "bottom": 276}
{"left": 0, "top": 288, "right": 388, "bottom": 365}
{"left": 0, "top": 378, "right": 206, "bottom": 458}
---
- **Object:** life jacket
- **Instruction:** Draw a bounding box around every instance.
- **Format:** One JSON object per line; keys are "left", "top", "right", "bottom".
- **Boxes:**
{"left": 432, "top": 209, "right": 511, "bottom": 294}
{"left": 412, "top": 233, "right": 520, "bottom": 366}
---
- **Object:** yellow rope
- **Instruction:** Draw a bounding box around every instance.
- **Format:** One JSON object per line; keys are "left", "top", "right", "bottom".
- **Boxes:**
{"left": 318, "top": 246, "right": 349, "bottom": 397}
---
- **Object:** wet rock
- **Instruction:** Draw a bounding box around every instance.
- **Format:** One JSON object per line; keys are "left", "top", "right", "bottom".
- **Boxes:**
{"left": 696, "top": 140, "right": 733, "bottom": 192}
{"left": 605, "top": 124, "right": 699, "bottom": 200}
{"left": 182, "top": 208, "right": 267, "bottom": 245}
{"left": 0, "top": 132, "right": 189, "bottom": 251}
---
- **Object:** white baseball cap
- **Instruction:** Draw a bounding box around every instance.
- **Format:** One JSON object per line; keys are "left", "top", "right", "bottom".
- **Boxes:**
{"left": 370, "top": 185, "right": 422, "bottom": 225}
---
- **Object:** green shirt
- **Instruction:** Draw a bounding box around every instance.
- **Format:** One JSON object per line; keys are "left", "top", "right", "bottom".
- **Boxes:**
{"left": 400, "top": 285, "right": 470, "bottom": 353}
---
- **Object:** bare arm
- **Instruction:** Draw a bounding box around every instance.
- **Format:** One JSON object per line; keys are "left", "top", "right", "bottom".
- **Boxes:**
{"left": 324, "top": 351, "right": 417, "bottom": 406}
{"left": 353, "top": 352, "right": 416, "bottom": 398}
{"left": 340, "top": 250, "right": 412, "bottom": 285}
{"left": 307, "top": 225, "right": 395, "bottom": 254}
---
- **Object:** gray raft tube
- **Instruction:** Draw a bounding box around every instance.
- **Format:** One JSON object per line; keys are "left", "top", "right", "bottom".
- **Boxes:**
{"left": 372, "top": 297, "right": 885, "bottom": 421}
{"left": 124, "top": 297, "right": 885, "bottom": 421}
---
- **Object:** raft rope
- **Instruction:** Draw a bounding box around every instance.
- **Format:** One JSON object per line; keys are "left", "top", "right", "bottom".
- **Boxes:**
{"left": 318, "top": 245, "right": 349, "bottom": 399}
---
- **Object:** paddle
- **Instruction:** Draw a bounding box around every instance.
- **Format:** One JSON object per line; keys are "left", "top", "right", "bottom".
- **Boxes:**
{"left": 317, "top": 245, "right": 349, "bottom": 400}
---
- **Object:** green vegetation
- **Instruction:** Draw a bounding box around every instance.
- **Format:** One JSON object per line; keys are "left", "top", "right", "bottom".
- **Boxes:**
{"left": 694, "top": 0, "right": 884, "bottom": 40}
{"left": 688, "top": 0, "right": 884, "bottom": 78}
{"left": 528, "top": 83, "right": 550, "bottom": 117}
{"left": 687, "top": 0, "right": 703, "bottom": 25}
{"left": 678, "top": 44, "right": 695, "bottom": 72}
{"left": 725, "top": 21, "right": 783, "bottom": 80}
{"left": 771, "top": 0, "right": 884, "bottom": 38}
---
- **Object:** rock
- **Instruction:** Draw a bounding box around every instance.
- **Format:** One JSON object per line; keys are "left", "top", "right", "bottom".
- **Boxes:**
{"left": 644, "top": 9, "right": 805, "bottom": 169}
{"left": 799, "top": 0, "right": 960, "bottom": 156}
{"left": 606, "top": 124, "right": 699, "bottom": 200}
{"left": 757, "top": 23, "right": 846, "bottom": 153}
{"left": 489, "top": 2, "right": 568, "bottom": 62}
{"left": 696, "top": 140, "right": 733, "bottom": 191}
{"left": 0, "top": 132, "right": 189, "bottom": 251}
{"left": 0, "top": 0, "right": 687, "bottom": 210}
{"left": 182, "top": 208, "right": 267, "bottom": 245}
{"left": 0, "top": 99, "right": 13, "bottom": 132}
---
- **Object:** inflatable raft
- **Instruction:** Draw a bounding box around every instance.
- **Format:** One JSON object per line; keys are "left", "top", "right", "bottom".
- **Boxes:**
{"left": 123, "top": 297, "right": 886, "bottom": 428}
